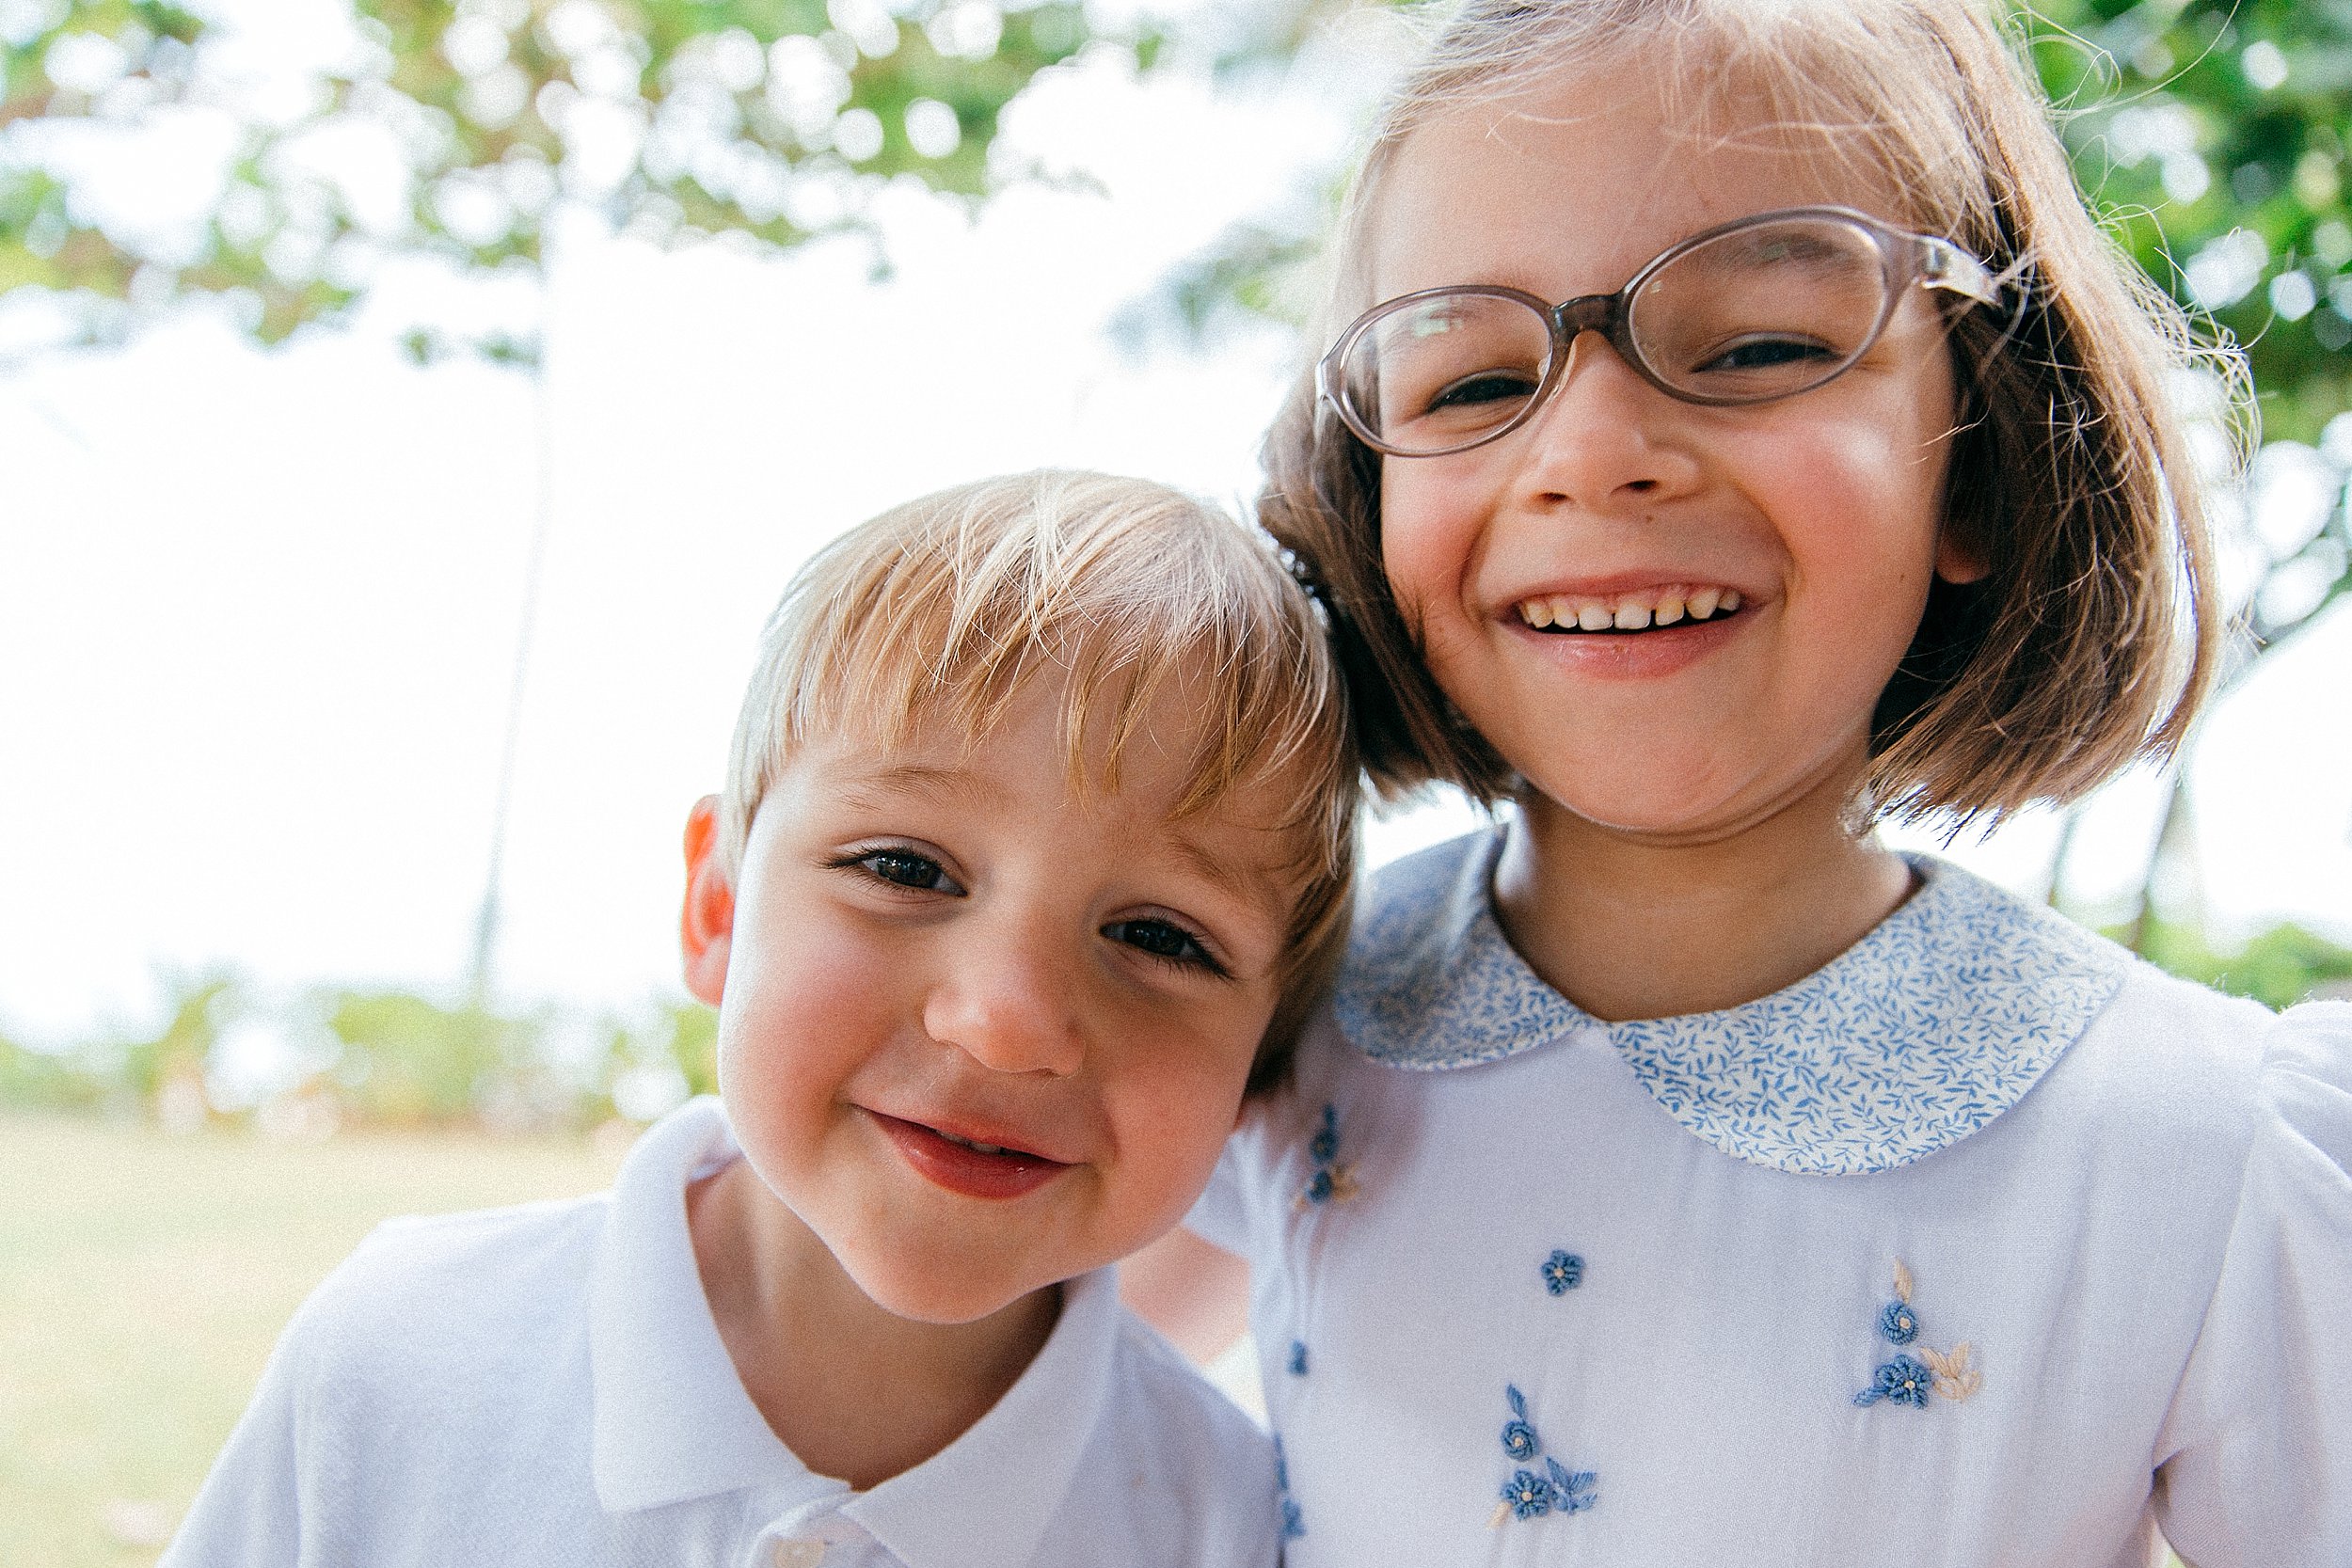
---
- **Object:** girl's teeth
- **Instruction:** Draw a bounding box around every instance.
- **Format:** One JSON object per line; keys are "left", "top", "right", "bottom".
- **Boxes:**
{"left": 1517, "top": 586, "right": 1739, "bottom": 630}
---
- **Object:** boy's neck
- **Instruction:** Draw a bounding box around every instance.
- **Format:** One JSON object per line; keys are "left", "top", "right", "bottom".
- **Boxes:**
{"left": 1493, "top": 770, "right": 1915, "bottom": 1024}
{"left": 686, "top": 1156, "right": 1061, "bottom": 1492}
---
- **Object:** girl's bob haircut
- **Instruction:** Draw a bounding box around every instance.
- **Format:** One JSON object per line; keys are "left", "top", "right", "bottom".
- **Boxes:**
{"left": 1262, "top": 0, "right": 2238, "bottom": 824}
{"left": 721, "top": 469, "right": 1359, "bottom": 1091}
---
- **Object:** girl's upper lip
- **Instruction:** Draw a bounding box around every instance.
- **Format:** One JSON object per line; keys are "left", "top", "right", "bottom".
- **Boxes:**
{"left": 1493, "top": 570, "right": 1757, "bottom": 606}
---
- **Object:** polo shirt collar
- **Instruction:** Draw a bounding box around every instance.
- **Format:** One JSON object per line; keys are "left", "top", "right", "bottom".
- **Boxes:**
{"left": 1335, "top": 829, "right": 2133, "bottom": 1175}
{"left": 591, "top": 1098, "right": 818, "bottom": 1513}
{"left": 590, "top": 1098, "right": 1120, "bottom": 1567}
{"left": 845, "top": 1265, "right": 1118, "bottom": 1568}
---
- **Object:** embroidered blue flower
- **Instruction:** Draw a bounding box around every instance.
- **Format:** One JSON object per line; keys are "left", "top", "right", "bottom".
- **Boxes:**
{"left": 1878, "top": 1301, "right": 1918, "bottom": 1344}
{"left": 1542, "top": 1250, "right": 1584, "bottom": 1295}
{"left": 1502, "top": 1469, "right": 1557, "bottom": 1519}
{"left": 1295, "top": 1102, "right": 1359, "bottom": 1208}
{"left": 1854, "top": 1354, "right": 1933, "bottom": 1407}
{"left": 1288, "top": 1340, "right": 1308, "bottom": 1375}
{"left": 1852, "top": 1260, "right": 1982, "bottom": 1407}
{"left": 1275, "top": 1436, "right": 1305, "bottom": 1538}
{"left": 1308, "top": 1104, "right": 1339, "bottom": 1164}
{"left": 1488, "top": 1385, "right": 1599, "bottom": 1527}
{"left": 1500, "top": 1385, "right": 1541, "bottom": 1461}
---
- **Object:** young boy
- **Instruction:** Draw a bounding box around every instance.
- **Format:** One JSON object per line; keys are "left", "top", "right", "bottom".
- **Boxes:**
{"left": 162, "top": 471, "right": 1358, "bottom": 1567}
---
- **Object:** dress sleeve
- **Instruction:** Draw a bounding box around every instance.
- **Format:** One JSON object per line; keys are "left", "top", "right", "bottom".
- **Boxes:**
{"left": 2153, "top": 1000, "right": 2352, "bottom": 1567}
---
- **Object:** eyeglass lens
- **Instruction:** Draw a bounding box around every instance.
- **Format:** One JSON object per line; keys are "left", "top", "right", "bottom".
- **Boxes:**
{"left": 1335, "top": 214, "right": 1898, "bottom": 454}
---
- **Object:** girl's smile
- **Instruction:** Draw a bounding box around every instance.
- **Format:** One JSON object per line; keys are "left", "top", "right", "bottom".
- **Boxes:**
{"left": 1372, "top": 63, "right": 1981, "bottom": 844}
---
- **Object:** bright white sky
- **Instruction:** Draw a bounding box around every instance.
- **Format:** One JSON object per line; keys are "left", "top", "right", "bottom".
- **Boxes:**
{"left": 3, "top": 8, "right": 2349, "bottom": 1064}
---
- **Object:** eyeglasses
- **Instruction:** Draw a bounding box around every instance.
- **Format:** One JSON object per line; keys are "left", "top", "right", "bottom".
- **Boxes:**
{"left": 1318, "top": 206, "right": 2002, "bottom": 458}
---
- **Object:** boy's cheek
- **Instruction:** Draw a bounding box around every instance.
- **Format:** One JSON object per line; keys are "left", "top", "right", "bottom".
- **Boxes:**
{"left": 1101, "top": 1038, "right": 1259, "bottom": 1224}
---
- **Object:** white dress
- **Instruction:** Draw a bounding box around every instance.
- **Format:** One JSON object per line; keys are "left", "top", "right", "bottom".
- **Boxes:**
{"left": 1187, "top": 831, "right": 2352, "bottom": 1568}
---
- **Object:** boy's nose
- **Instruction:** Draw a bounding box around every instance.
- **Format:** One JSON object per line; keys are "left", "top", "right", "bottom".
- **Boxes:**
{"left": 1510, "top": 331, "right": 1703, "bottom": 510}
{"left": 920, "top": 937, "right": 1086, "bottom": 1078}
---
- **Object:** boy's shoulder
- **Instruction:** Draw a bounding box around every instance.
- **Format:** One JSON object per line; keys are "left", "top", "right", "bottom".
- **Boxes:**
{"left": 288, "top": 1191, "right": 609, "bottom": 1399}
{"left": 1024, "top": 1306, "right": 1279, "bottom": 1565}
{"left": 1104, "top": 1307, "right": 1277, "bottom": 1468}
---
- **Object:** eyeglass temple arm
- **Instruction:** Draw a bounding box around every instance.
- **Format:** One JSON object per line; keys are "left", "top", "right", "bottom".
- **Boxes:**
{"left": 1917, "top": 236, "right": 2002, "bottom": 309}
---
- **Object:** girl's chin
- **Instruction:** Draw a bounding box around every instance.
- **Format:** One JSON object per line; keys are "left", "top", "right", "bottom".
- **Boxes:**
{"left": 1518, "top": 775, "right": 1755, "bottom": 843}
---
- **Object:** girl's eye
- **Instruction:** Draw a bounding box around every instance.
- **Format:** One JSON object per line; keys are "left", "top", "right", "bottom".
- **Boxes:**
{"left": 846, "top": 847, "right": 963, "bottom": 895}
{"left": 1425, "top": 369, "right": 1539, "bottom": 411}
{"left": 1696, "top": 334, "right": 1836, "bottom": 372}
{"left": 1103, "top": 917, "right": 1223, "bottom": 974}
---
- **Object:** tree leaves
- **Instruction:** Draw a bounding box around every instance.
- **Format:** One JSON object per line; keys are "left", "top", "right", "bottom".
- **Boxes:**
{"left": 0, "top": 0, "right": 1131, "bottom": 356}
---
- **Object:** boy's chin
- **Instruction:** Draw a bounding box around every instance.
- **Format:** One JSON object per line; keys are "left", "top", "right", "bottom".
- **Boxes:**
{"left": 836, "top": 1249, "right": 1066, "bottom": 1328}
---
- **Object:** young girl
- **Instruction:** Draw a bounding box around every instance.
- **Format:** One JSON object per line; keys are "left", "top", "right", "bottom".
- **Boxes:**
{"left": 1136, "top": 1, "right": 2352, "bottom": 1563}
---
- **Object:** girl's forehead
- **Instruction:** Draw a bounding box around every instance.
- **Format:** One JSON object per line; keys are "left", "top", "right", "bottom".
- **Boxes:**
{"left": 1366, "top": 61, "right": 1907, "bottom": 300}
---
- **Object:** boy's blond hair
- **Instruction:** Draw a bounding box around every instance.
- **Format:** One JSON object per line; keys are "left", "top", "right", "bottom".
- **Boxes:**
{"left": 1263, "top": 0, "right": 2235, "bottom": 825}
{"left": 722, "top": 469, "right": 1357, "bottom": 1089}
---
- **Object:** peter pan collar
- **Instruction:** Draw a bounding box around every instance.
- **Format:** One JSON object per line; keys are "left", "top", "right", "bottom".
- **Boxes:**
{"left": 1334, "top": 830, "right": 2133, "bottom": 1175}
{"left": 590, "top": 1098, "right": 1117, "bottom": 1566}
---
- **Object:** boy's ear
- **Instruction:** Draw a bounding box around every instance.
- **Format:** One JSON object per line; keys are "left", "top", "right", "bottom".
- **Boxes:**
{"left": 680, "top": 795, "right": 734, "bottom": 1007}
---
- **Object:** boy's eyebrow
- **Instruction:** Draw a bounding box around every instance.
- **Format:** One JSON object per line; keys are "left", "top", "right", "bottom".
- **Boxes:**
{"left": 834, "top": 761, "right": 1004, "bottom": 813}
{"left": 1164, "top": 828, "right": 1288, "bottom": 915}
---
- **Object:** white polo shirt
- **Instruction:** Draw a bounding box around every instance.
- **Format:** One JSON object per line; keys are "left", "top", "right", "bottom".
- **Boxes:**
{"left": 164, "top": 1099, "right": 1279, "bottom": 1568}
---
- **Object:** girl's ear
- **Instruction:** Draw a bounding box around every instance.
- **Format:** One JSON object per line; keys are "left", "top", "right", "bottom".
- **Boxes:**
{"left": 680, "top": 795, "right": 735, "bottom": 1007}
{"left": 1934, "top": 528, "right": 1990, "bottom": 585}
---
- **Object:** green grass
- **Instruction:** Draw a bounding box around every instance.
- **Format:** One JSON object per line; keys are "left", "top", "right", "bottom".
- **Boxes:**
{"left": 0, "top": 1114, "right": 621, "bottom": 1568}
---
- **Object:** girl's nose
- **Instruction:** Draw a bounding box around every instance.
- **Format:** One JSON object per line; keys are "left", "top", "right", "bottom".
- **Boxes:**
{"left": 1509, "top": 331, "right": 1703, "bottom": 508}
{"left": 920, "top": 936, "right": 1087, "bottom": 1078}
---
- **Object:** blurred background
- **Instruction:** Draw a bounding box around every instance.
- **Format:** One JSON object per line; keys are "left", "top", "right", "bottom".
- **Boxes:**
{"left": 3, "top": 0, "right": 2349, "bottom": 1560}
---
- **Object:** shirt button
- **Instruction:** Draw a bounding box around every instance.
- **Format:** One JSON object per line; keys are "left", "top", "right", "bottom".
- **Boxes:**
{"left": 771, "top": 1541, "right": 826, "bottom": 1568}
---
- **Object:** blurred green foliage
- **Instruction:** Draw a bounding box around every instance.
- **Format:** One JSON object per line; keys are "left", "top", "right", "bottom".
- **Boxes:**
{"left": 2128, "top": 918, "right": 2352, "bottom": 1010}
{"left": 0, "top": 0, "right": 1136, "bottom": 353}
{"left": 2032, "top": 0, "right": 2352, "bottom": 446}
{"left": 0, "top": 976, "right": 722, "bottom": 1132}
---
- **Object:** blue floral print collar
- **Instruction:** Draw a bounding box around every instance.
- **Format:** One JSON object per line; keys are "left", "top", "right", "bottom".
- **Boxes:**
{"left": 1333, "top": 830, "right": 2134, "bottom": 1175}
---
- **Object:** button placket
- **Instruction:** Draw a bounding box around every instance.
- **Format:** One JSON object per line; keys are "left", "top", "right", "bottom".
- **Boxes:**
{"left": 771, "top": 1539, "right": 827, "bottom": 1568}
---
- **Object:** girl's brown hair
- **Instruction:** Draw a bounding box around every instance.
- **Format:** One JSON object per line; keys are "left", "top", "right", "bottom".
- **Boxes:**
{"left": 1262, "top": 0, "right": 2238, "bottom": 824}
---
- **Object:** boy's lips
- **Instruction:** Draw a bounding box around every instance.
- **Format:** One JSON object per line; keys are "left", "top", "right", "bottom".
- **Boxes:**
{"left": 867, "top": 1110, "right": 1074, "bottom": 1201}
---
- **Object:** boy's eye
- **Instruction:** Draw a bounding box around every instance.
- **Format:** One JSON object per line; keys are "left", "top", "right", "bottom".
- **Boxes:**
{"left": 849, "top": 847, "right": 964, "bottom": 895}
{"left": 1103, "top": 917, "right": 1221, "bottom": 974}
